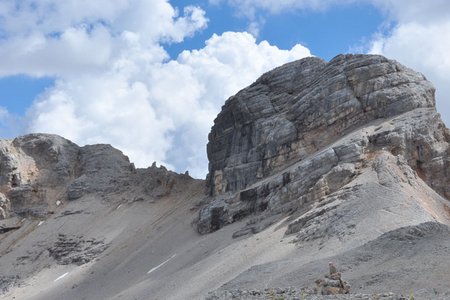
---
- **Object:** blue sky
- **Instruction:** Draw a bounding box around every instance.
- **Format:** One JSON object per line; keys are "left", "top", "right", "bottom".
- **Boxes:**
{"left": 165, "top": 1, "right": 385, "bottom": 60}
{"left": 0, "top": 0, "right": 449, "bottom": 178}
{"left": 0, "top": 76, "right": 54, "bottom": 115}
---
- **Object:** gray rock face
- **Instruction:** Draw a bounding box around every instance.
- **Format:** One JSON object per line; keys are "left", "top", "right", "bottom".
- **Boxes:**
{"left": 47, "top": 234, "right": 108, "bottom": 266}
{"left": 66, "top": 144, "right": 134, "bottom": 200}
{"left": 0, "top": 193, "right": 10, "bottom": 219}
{"left": 0, "top": 134, "right": 80, "bottom": 217}
{"left": 0, "top": 133, "right": 200, "bottom": 219}
{"left": 199, "top": 54, "right": 449, "bottom": 234}
{"left": 207, "top": 54, "right": 435, "bottom": 196}
{"left": 12, "top": 134, "right": 80, "bottom": 182}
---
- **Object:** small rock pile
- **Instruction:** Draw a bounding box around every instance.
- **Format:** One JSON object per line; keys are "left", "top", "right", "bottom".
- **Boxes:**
{"left": 207, "top": 263, "right": 414, "bottom": 300}
{"left": 314, "top": 262, "right": 351, "bottom": 295}
{"left": 47, "top": 234, "right": 108, "bottom": 265}
{"left": 206, "top": 287, "right": 314, "bottom": 300}
{"left": 206, "top": 288, "right": 407, "bottom": 299}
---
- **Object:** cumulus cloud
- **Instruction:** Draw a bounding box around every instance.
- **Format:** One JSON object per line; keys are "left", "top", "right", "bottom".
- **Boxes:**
{"left": 0, "top": 0, "right": 208, "bottom": 77}
{"left": 0, "top": 0, "right": 311, "bottom": 178}
{"left": 154, "top": 32, "right": 311, "bottom": 176}
{"left": 371, "top": 0, "right": 450, "bottom": 24}
{"left": 369, "top": 0, "right": 450, "bottom": 126}
{"left": 27, "top": 32, "right": 310, "bottom": 177}
{"left": 28, "top": 75, "right": 176, "bottom": 169}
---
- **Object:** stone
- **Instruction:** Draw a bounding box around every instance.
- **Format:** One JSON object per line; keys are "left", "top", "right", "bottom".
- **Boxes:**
{"left": 47, "top": 234, "right": 108, "bottom": 266}
{"left": 329, "top": 262, "right": 337, "bottom": 276}
{"left": 67, "top": 175, "right": 90, "bottom": 200}
{"left": 12, "top": 133, "right": 80, "bottom": 182}
{"left": 0, "top": 276, "right": 20, "bottom": 294}
{"left": 314, "top": 263, "right": 350, "bottom": 295}
{"left": 198, "top": 54, "right": 449, "bottom": 234}
{"left": 0, "top": 193, "right": 10, "bottom": 220}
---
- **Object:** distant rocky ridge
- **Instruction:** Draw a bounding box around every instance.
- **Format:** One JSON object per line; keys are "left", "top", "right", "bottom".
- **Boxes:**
{"left": 198, "top": 54, "right": 450, "bottom": 235}
{"left": 0, "top": 133, "right": 193, "bottom": 221}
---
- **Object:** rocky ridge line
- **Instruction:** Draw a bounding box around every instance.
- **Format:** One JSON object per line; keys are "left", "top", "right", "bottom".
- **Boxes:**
{"left": 0, "top": 134, "right": 196, "bottom": 221}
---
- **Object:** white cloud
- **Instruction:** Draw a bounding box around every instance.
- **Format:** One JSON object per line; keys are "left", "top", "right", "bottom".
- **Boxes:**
{"left": 0, "top": 1, "right": 313, "bottom": 178}
{"left": 28, "top": 75, "right": 176, "bottom": 170}
{"left": 154, "top": 32, "right": 311, "bottom": 176}
{"left": 369, "top": 0, "right": 450, "bottom": 126}
{"left": 371, "top": 0, "right": 450, "bottom": 24}
{"left": 27, "top": 32, "right": 310, "bottom": 177}
{"left": 0, "top": 0, "right": 208, "bottom": 77}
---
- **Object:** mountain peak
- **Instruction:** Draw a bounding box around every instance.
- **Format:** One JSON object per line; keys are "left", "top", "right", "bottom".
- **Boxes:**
{"left": 1, "top": 54, "right": 449, "bottom": 299}
{"left": 200, "top": 54, "right": 448, "bottom": 236}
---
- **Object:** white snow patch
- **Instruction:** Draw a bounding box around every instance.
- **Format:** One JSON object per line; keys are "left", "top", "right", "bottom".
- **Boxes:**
{"left": 54, "top": 272, "right": 69, "bottom": 282}
{"left": 147, "top": 254, "right": 176, "bottom": 274}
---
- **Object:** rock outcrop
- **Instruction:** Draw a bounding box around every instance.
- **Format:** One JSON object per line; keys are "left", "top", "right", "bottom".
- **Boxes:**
{"left": 0, "top": 134, "right": 79, "bottom": 218}
{"left": 0, "top": 133, "right": 195, "bottom": 219}
{"left": 0, "top": 193, "right": 10, "bottom": 219}
{"left": 47, "top": 233, "right": 108, "bottom": 266}
{"left": 314, "top": 262, "right": 351, "bottom": 295}
{"left": 199, "top": 54, "right": 450, "bottom": 234}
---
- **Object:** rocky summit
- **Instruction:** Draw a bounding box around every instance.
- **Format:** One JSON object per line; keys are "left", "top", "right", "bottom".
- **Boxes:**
{"left": 0, "top": 54, "right": 449, "bottom": 300}
{"left": 200, "top": 54, "right": 448, "bottom": 234}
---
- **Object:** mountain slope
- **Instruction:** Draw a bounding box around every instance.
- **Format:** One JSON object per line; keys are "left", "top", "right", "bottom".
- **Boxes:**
{"left": 0, "top": 54, "right": 449, "bottom": 299}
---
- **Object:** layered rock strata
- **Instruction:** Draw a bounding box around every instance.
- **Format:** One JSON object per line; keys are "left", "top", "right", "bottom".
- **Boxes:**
{"left": 199, "top": 54, "right": 450, "bottom": 234}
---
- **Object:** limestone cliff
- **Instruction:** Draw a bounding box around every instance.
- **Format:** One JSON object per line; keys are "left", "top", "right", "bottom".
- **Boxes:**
{"left": 199, "top": 54, "right": 450, "bottom": 234}
{"left": 0, "top": 133, "right": 194, "bottom": 220}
